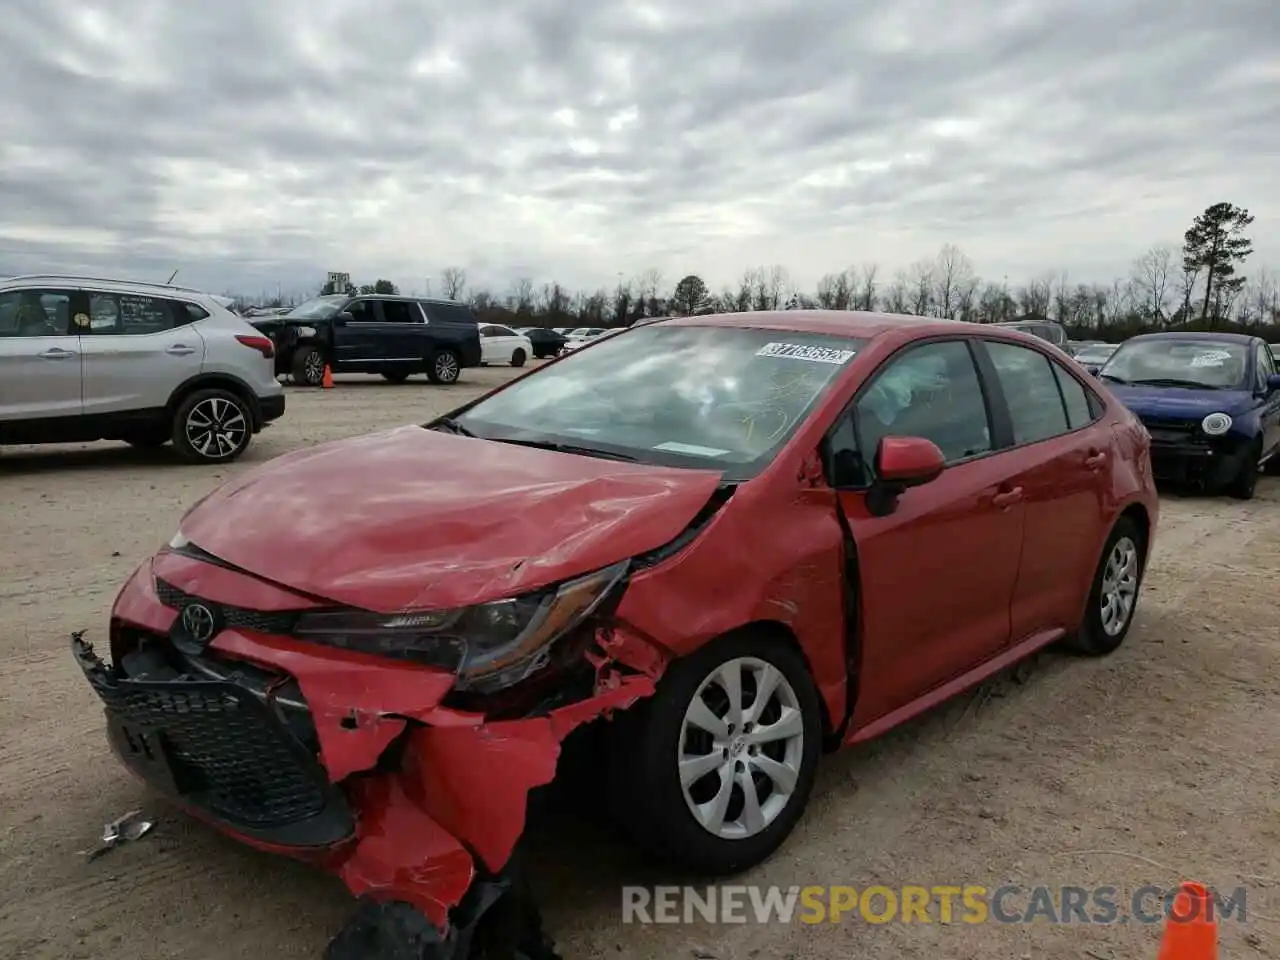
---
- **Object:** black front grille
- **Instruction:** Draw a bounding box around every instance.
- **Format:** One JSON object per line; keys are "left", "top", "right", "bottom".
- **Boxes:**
{"left": 155, "top": 578, "right": 300, "bottom": 634}
{"left": 75, "top": 637, "right": 345, "bottom": 834}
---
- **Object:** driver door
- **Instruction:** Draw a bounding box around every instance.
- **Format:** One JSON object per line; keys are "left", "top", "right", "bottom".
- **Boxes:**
{"left": 830, "top": 338, "right": 1026, "bottom": 730}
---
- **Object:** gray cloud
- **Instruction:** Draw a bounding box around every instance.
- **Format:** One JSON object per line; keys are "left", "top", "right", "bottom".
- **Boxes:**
{"left": 0, "top": 0, "right": 1275, "bottom": 299}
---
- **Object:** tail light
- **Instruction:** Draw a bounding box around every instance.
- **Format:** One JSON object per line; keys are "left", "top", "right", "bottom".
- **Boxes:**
{"left": 235, "top": 334, "right": 275, "bottom": 359}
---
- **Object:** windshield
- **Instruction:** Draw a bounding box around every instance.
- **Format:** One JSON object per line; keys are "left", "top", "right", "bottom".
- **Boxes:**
{"left": 1099, "top": 339, "right": 1249, "bottom": 389}
{"left": 285, "top": 296, "right": 345, "bottom": 320}
{"left": 449, "top": 325, "right": 866, "bottom": 479}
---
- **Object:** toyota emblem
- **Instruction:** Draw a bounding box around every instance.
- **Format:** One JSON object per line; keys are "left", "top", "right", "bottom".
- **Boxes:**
{"left": 180, "top": 603, "right": 218, "bottom": 644}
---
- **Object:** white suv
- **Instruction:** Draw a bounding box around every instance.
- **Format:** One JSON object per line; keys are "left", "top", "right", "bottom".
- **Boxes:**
{"left": 0, "top": 275, "right": 286, "bottom": 463}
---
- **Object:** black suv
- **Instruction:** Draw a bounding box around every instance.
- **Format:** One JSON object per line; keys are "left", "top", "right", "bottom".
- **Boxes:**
{"left": 252, "top": 294, "right": 483, "bottom": 386}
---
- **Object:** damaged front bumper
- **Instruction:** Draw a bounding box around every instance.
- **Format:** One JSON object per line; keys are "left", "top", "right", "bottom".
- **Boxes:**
{"left": 71, "top": 562, "right": 661, "bottom": 956}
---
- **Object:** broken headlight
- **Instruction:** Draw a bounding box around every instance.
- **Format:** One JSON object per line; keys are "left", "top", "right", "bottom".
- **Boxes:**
{"left": 292, "top": 560, "right": 628, "bottom": 693}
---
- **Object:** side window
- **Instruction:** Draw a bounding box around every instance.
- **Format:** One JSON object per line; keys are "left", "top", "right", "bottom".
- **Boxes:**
{"left": 986, "top": 341, "right": 1070, "bottom": 444}
{"left": 1257, "top": 343, "right": 1276, "bottom": 381}
{"left": 86, "top": 293, "right": 175, "bottom": 335}
{"left": 479, "top": 325, "right": 498, "bottom": 337}
{"left": 177, "top": 301, "right": 209, "bottom": 324}
{"left": 346, "top": 299, "right": 373, "bottom": 321}
{"left": 1050, "top": 361, "right": 1096, "bottom": 430}
{"left": 491, "top": 326, "right": 516, "bottom": 337}
{"left": 0, "top": 289, "right": 73, "bottom": 336}
{"left": 380, "top": 300, "right": 416, "bottom": 323}
{"left": 854, "top": 339, "right": 993, "bottom": 472}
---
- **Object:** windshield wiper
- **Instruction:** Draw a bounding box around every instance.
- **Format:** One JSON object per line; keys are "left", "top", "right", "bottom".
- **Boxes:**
{"left": 1131, "top": 378, "right": 1223, "bottom": 390}
{"left": 1099, "top": 373, "right": 1128, "bottom": 384}
{"left": 430, "top": 417, "right": 476, "bottom": 437}
{"left": 492, "top": 437, "right": 638, "bottom": 462}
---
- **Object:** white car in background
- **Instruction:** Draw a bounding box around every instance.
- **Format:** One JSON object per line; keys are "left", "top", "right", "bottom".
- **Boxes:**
{"left": 564, "top": 327, "right": 608, "bottom": 350}
{"left": 0, "top": 274, "right": 285, "bottom": 463}
{"left": 478, "top": 323, "right": 534, "bottom": 367}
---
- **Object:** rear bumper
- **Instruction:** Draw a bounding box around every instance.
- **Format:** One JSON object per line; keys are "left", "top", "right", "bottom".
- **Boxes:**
{"left": 259, "top": 393, "right": 286, "bottom": 424}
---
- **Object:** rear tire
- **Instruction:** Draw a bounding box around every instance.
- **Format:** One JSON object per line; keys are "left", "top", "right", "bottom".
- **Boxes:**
{"left": 292, "top": 346, "right": 326, "bottom": 386}
{"left": 427, "top": 349, "right": 461, "bottom": 384}
{"left": 511, "top": 348, "right": 527, "bottom": 368}
{"left": 608, "top": 631, "right": 823, "bottom": 875}
{"left": 1063, "top": 516, "right": 1144, "bottom": 656}
{"left": 171, "top": 389, "right": 253, "bottom": 464}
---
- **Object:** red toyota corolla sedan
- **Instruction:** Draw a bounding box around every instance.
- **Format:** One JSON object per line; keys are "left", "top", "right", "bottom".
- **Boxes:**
{"left": 73, "top": 311, "right": 1158, "bottom": 950}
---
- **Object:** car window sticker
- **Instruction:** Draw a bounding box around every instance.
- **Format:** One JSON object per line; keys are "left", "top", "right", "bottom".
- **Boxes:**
{"left": 755, "top": 342, "right": 857, "bottom": 364}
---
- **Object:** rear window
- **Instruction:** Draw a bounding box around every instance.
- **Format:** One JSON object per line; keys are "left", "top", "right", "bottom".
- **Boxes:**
{"left": 422, "top": 302, "right": 476, "bottom": 324}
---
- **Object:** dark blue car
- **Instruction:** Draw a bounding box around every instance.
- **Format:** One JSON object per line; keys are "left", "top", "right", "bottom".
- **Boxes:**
{"left": 1095, "top": 332, "right": 1280, "bottom": 498}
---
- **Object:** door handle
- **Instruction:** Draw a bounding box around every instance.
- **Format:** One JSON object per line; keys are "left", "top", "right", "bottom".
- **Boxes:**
{"left": 37, "top": 347, "right": 76, "bottom": 359}
{"left": 166, "top": 345, "right": 196, "bottom": 356}
{"left": 1084, "top": 451, "right": 1107, "bottom": 470}
{"left": 991, "top": 486, "right": 1024, "bottom": 508}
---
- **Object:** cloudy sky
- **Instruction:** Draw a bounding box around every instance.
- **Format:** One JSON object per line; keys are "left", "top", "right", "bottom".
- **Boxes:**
{"left": 1, "top": 0, "right": 1276, "bottom": 300}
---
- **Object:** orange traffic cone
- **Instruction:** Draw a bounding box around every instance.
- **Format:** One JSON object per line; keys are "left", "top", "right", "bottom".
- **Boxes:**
{"left": 321, "top": 364, "right": 334, "bottom": 389}
{"left": 1157, "top": 882, "right": 1218, "bottom": 959}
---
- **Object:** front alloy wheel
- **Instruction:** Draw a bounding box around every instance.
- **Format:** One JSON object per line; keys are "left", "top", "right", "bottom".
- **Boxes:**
{"left": 610, "top": 632, "right": 822, "bottom": 875}
{"left": 678, "top": 658, "right": 806, "bottom": 840}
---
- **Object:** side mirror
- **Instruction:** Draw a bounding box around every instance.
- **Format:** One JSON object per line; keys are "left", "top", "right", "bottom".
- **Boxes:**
{"left": 334, "top": 311, "right": 354, "bottom": 326}
{"left": 1267, "top": 374, "right": 1280, "bottom": 393}
{"left": 866, "top": 436, "right": 945, "bottom": 517}
{"left": 1085, "top": 365, "right": 1101, "bottom": 377}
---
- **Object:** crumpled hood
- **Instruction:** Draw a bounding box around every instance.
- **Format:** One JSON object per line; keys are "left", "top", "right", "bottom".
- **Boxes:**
{"left": 1108, "top": 384, "right": 1254, "bottom": 420}
{"left": 179, "top": 425, "right": 724, "bottom": 612}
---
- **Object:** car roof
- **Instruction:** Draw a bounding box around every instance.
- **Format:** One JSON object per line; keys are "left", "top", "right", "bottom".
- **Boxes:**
{"left": 660, "top": 309, "right": 969, "bottom": 340}
{"left": 0, "top": 273, "right": 217, "bottom": 301}
{"left": 1124, "top": 331, "right": 1257, "bottom": 345}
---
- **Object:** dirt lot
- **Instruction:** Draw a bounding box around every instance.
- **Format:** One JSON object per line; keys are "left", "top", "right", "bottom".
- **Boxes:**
{"left": 2, "top": 365, "right": 1278, "bottom": 960}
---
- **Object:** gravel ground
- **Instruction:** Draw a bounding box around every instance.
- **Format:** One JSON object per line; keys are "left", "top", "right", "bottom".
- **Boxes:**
{"left": 2, "top": 364, "right": 1278, "bottom": 960}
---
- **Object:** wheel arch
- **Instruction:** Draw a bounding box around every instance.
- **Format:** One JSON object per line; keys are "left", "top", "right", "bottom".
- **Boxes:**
{"left": 166, "top": 373, "right": 263, "bottom": 431}
{"left": 712, "top": 619, "right": 839, "bottom": 745}
{"left": 1116, "top": 501, "right": 1152, "bottom": 567}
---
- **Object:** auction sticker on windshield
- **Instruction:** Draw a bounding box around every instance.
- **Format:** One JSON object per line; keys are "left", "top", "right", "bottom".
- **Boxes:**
{"left": 756, "top": 342, "right": 857, "bottom": 364}
{"left": 1189, "top": 350, "right": 1232, "bottom": 367}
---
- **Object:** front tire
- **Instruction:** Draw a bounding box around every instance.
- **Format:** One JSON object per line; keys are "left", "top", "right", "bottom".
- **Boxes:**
{"left": 1063, "top": 516, "right": 1144, "bottom": 656}
{"left": 511, "top": 348, "right": 527, "bottom": 368}
{"left": 609, "top": 631, "right": 822, "bottom": 875}
{"left": 171, "top": 389, "right": 253, "bottom": 464}
{"left": 1227, "top": 441, "right": 1261, "bottom": 499}
{"left": 427, "top": 349, "right": 461, "bottom": 384}
{"left": 292, "top": 345, "right": 326, "bottom": 386}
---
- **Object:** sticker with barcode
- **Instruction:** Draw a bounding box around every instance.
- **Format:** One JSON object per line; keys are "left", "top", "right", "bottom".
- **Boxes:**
{"left": 756, "top": 342, "right": 856, "bottom": 364}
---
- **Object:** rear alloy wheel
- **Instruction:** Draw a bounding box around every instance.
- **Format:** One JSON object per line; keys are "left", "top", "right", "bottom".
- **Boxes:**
{"left": 292, "top": 346, "right": 327, "bottom": 386}
{"left": 171, "top": 389, "right": 252, "bottom": 464}
{"left": 1064, "top": 516, "right": 1144, "bottom": 656}
{"left": 610, "top": 633, "right": 822, "bottom": 875}
{"left": 1227, "top": 441, "right": 1261, "bottom": 499}
{"left": 511, "top": 348, "right": 527, "bottom": 368}
{"left": 428, "top": 349, "right": 461, "bottom": 384}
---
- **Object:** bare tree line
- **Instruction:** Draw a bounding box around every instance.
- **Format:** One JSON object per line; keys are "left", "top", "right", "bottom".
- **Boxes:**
{"left": 279, "top": 204, "right": 1275, "bottom": 339}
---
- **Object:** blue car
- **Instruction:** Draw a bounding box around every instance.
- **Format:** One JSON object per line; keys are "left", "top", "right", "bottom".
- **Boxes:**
{"left": 1095, "top": 332, "right": 1280, "bottom": 498}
